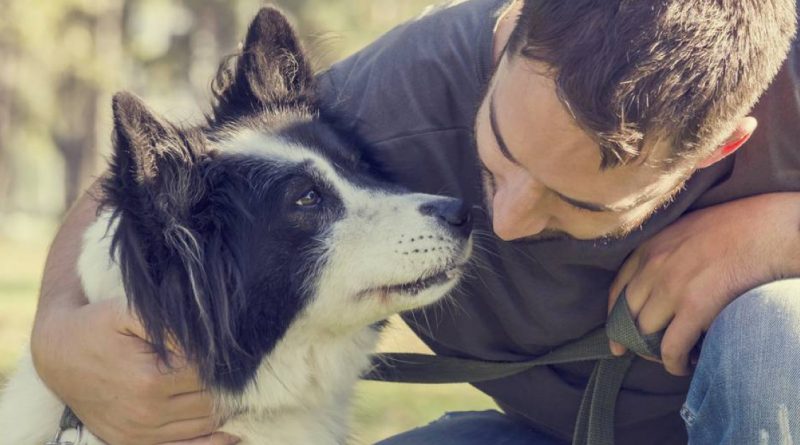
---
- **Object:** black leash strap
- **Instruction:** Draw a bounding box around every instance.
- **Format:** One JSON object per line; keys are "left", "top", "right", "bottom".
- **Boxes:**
{"left": 363, "top": 289, "right": 663, "bottom": 445}
{"left": 366, "top": 327, "right": 611, "bottom": 383}
{"left": 53, "top": 291, "right": 659, "bottom": 445}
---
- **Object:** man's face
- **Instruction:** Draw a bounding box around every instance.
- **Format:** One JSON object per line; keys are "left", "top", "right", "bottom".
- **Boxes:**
{"left": 474, "top": 54, "right": 689, "bottom": 242}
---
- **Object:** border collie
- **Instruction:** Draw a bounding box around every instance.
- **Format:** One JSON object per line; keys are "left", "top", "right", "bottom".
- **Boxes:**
{"left": 0, "top": 8, "right": 472, "bottom": 444}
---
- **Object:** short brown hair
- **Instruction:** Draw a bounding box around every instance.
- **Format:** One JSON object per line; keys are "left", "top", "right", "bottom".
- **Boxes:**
{"left": 508, "top": 0, "right": 797, "bottom": 169}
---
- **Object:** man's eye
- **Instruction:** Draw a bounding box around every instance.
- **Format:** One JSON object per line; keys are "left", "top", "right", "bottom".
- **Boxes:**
{"left": 295, "top": 189, "right": 322, "bottom": 207}
{"left": 568, "top": 203, "right": 594, "bottom": 214}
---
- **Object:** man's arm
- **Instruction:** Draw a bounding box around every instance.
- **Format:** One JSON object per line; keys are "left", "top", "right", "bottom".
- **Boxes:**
{"left": 29, "top": 183, "right": 236, "bottom": 445}
{"left": 33, "top": 181, "right": 98, "bottom": 317}
{"left": 608, "top": 192, "right": 800, "bottom": 375}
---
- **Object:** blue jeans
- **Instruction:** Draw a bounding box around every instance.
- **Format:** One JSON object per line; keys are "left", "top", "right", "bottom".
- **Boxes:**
{"left": 375, "top": 279, "right": 800, "bottom": 445}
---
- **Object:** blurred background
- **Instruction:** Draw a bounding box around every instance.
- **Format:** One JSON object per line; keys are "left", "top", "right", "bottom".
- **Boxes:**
{"left": 0, "top": 0, "right": 496, "bottom": 443}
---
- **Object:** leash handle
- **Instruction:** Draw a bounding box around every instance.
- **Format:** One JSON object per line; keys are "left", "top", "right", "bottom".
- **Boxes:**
{"left": 606, "top": 287, "right": 664, "bottom": 359}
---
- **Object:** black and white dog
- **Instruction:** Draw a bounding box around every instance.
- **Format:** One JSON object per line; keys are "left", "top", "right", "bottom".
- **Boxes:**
{"left": 0, "top": 8, "right": 472, "bottom": 444}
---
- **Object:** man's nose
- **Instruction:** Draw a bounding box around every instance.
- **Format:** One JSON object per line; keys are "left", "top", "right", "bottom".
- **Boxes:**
{"left": 492, "top": 190, "right": 549, "bottom": 241}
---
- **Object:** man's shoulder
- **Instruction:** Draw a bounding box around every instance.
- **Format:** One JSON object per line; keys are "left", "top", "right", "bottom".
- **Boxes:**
{"left": 317, "top": 0, "right": 505, "bottom": 145}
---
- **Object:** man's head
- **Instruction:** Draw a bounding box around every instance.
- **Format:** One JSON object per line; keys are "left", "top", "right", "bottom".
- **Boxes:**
{"left": 475, "top": 0, "right": 796, "bottom": 241}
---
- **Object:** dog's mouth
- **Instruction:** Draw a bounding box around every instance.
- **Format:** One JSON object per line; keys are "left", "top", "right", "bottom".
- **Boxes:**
{"left": 359, "top": 263, "right": 465, "bottom": 299}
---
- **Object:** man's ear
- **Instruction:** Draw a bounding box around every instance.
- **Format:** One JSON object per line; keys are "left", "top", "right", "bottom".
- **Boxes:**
{"left": 697, "top": 116, "right": 758, "bottom": 169}
{"left": 211, "top": 7, "right": 314, "bottom": 123}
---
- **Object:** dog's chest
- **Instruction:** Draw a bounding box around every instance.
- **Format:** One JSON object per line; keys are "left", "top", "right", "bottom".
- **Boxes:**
{"left": 222, "top": 322, "right": 379, "bottom": 436}
{"left": 215, "top": 325, "right": 379, "bottom": 443}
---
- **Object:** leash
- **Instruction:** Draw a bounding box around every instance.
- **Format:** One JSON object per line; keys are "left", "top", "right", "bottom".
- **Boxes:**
{"left": 52, "top": 289, "right": 658, "bottom": 445}
{"left": 363, "top": 288, "right": 663, "bottom": 445}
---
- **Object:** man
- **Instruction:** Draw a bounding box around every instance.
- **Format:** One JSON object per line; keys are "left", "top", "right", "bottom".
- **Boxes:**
{"left": 31, "top": 0, "right": 800, "bottom": 444}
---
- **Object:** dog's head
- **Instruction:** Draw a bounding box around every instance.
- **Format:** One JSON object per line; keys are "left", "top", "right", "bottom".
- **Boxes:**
{"left": 103, "top": 8, "right": 472, "bottom": 394}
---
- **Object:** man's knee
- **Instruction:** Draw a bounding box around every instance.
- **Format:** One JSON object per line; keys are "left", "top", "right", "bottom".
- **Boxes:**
{"left": 703, "top": 278, "right": 800, "bottom": 400}
{"left": 711, "top": 278, "right": 800, "bottom": 346}
{"left": 684, "top": 279, "right": 800, "bottom": 443}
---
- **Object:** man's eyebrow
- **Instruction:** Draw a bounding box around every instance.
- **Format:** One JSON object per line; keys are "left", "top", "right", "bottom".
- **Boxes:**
{"left": 490, "top": 92, "right": 613, "bottom": 212}
{"left": 489, "top": 93, "right": 523, "bottom": 167}
{"left": 555, "top": 189, "right": 662, "bottom": 213}
{"left": 554, "top": 191, "right": 627, "bottom": 213}
{"left": 488, "top": 90, "right": 654, "bottom": 214}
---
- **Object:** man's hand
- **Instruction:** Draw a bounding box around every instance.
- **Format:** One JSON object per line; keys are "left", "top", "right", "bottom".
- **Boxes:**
{"left": 608, "top": 193, "right": 800, "bottom": 376}
{"left": 31, "top": 299, "right": 238, "bottom": 445}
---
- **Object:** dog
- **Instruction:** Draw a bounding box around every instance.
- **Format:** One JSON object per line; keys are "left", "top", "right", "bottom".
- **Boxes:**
{"left": 0, "top": 7, "right": 472, "bottom": 444}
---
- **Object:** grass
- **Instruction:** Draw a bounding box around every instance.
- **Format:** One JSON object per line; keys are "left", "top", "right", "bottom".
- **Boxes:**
{"left": 0, "top": 233, "right": 495, "bottom": 443}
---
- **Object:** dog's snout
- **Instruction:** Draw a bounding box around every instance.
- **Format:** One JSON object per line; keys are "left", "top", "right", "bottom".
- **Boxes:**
{"left": 419, "top": 198, "right": 472, "bottom": 236}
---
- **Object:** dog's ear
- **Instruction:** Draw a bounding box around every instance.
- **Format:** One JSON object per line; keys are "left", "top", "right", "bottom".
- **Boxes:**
{"left": 108, "top": 92, "right": 204, "bottom": 219}
{"left": 105, "top": 92, "right": 221, "bottom": 385}
{"left": 211, "top": 7, "right": 314, "bottom": 123}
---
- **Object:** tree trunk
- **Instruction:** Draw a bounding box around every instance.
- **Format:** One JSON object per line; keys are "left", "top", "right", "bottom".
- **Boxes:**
{"left": 52, "top": 0, "right": 124, "bottom": 211}
{"left": 53, "top": 70, "right": 100, "bottom": 211}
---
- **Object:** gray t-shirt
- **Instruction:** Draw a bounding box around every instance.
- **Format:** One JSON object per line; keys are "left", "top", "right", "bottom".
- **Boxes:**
{"left": 318, "top": 0, "right": 800, "bottom": 443}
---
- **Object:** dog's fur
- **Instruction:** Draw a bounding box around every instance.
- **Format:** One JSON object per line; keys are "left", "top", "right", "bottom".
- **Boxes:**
{"left": 0, "top": 8, "right": 472, "bottom": 444}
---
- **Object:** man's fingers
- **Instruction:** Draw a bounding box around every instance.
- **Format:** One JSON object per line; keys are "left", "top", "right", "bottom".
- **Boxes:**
{"left": 608, "top": 254, "right": 644, "bottom": 356}
{"left": 608, "top": 253, "right": 641, "bottom": 313}
{"left": 636, "top": 353, "right": 662, "bottom": 364}
{"left": 634, "top": 287, "right": 675, "bottom": 336}
{"left": 609, "top": 340, "right": 627, "bottom": 357}
{"left": 164, "top": 367, "right": 205, "bottom": 395}
{"left": 161, "top": 432, "right": 240, "bottom": 445}
{"left": 208, "top": 433, "right": 240, "bottom": 445}
{"left": 660, "top": 315, "right": 704, "bottom": 376}
{"left": 150, "top": 354, "right": 205, "bottom": 395}
{"left": 609, "top": 272, "right": 655, "bottom": 354}
{"left": 152, "top": 416, "right": 219, "bottom": 444}
{"left": 164, "top": 391, "right": 216, "bottom": 422}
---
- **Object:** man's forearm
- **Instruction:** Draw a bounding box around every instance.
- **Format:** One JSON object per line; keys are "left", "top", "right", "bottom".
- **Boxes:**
{"left": 781, "top": 192, "right": 800, "bottom": 278}
{"left": 33, "top": 180, "right": 101, "bottom": 323}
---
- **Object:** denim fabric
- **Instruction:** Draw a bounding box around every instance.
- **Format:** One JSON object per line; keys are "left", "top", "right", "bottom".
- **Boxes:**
{"left": 682, "top": 279, "right": 800, "bottom": 445}
{"left": 374, "top": 279, "right": 800, "bottom": 445}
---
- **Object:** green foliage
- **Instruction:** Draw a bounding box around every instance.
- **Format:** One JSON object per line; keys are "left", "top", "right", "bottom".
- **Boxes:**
{"left": 0, "top": 0, "right": 437, "bottom": 218}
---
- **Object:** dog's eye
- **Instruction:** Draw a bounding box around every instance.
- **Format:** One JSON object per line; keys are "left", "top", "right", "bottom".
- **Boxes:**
{"left": 295, "top": 189, "right": 321, "bottom": 207}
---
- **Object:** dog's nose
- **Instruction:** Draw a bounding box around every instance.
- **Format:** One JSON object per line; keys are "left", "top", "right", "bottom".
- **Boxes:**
{"left": 418, "top": 198, "right": 473, "bottom": 237}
